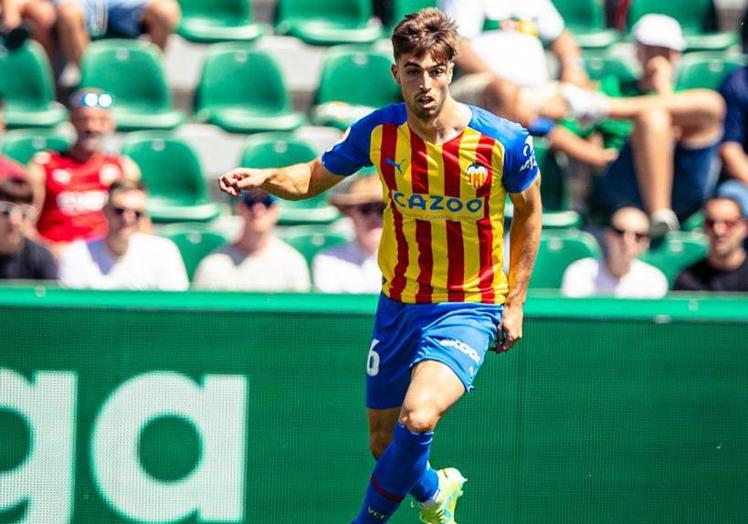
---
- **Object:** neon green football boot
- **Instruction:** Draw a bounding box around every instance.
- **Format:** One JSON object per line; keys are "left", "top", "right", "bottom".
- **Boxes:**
{"left": 418, "top": 468, "right": 467, "bottom": 524}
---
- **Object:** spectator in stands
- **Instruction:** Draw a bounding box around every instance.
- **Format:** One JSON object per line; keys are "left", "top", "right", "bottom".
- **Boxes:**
{"left": 27, "top": 88, "right": 140, "bottom": 257}
{"left": 58, "top": 179, "right": 188, "bottom": 289}
{"left": 0, "top": 0, "right": 56, "bottom": 63}
{"left": 440, "top": 0, "right": 590, "bottom": 128}
{"left": 568, "top": 14, "right": 725, "bottom": 236}
{"left": 561, "top": 206, "right": 668, "bottom": 298}
{"left": 719, "top": 64, "right": 748, "bottom": 190}
{"left": 313, "top": 173, "right": 383, "bottom": 293}
{"left": 0, "top": 97, "right": 26, "bottom": 181}
{"left": 673, "top": 188, "right": 748, "bottom": 292}
{"left": 56, "top": 0, "right": 180, "bottom": 66}
{"left": 193, "top": 189, "right": 311, "bottom": 292}
{"left": 0, "top": 177, "right": 57, "bottom": 280}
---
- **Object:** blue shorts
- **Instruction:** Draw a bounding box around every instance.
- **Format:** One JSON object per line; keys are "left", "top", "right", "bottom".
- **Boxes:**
{"left": 59, "top": 0, "right": 147, "bottom": 38}
{"left": 599, "top": 141, "right": 719, "bottom": 219}
{"left": 366, "top": 294, "right": 503, "bottom": 410}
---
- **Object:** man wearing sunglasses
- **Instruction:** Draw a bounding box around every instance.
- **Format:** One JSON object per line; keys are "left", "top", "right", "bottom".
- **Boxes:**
{"left": 27, "top": 88, "right": 140, "bottom": 257}
{"left": 58, "top": 179, "right": 188, "bottom": 290}
{"left": 313, "top": 173, "right": 385, "bottom": 293}
{"left": 561, "top": 206, "right": 667, "bottom": 298}
{"left": 0, "top": 177, "right": 57, "bottom": 281}
{"left": 674, "top": 187, "right": 748, "bottom": 292}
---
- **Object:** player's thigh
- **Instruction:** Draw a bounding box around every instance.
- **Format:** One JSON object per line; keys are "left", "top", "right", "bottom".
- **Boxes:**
{"left": 399, "top": 360, "right": 465, "bottom": 433}
{"left": 367, "top": 406, "right": 400, "bottom": 458}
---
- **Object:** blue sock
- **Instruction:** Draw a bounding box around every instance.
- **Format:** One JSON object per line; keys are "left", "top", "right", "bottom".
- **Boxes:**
{"left": 410, "top": 463, "right": 439, "bottom": 502}
{"left": 352, "top": 423, "right": 433, "bottom": 523}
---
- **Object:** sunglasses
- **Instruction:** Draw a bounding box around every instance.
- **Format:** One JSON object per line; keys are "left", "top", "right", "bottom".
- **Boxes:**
{"left": 111, "top": 206, "right": 144, "bottom": 219}
{"left": 0, "top": 201, "right": 36, "bottom": 221}
{"left": 610, "top": 225, "right": 649, "bottom": 241}
{"left": 74, "top": 91, "right": 114, "bottom": 109}
{"left": 354, "top": 202, "right": 386, "bottom": 216}
{"left": 242, "top": 194, "right": 275, "bottom": 208}
{"left": 704, "top": 217, "right": 741, "bottom": 231}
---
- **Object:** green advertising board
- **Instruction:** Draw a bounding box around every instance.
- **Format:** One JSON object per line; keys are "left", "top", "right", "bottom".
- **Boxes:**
{"left": 1, "top": 288, "right": 747, "bottom": 523}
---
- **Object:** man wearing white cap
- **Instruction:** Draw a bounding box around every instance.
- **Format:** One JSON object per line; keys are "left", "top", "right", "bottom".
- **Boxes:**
{"left": 561, "top": 14, "right": 725, "bottom": 236}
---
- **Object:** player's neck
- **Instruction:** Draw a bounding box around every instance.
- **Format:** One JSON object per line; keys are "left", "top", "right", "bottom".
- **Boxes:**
{"left": 407, "top": 98, "right": 470, "bottom": 144}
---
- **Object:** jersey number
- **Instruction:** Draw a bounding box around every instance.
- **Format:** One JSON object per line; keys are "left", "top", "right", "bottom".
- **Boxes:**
{"left": 367, "top": 339, "right": 380, "bottom": 376}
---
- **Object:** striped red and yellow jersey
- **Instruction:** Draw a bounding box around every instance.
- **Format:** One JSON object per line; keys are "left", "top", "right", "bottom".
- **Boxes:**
{"left": 321, "top": 103, "right": 539, "bottom": 305}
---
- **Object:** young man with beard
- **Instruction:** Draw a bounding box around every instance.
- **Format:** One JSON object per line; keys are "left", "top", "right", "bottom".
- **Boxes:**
{"left": 218, "top": 9, "right": 542, "bottom": 523}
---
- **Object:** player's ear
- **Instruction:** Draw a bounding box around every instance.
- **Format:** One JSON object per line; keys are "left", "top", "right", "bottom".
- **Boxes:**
{"left": 391, "top": 64, "right": 401, "bottom": 86}
{"left": 447, "top": 62, "right": 454, "bottom": 84}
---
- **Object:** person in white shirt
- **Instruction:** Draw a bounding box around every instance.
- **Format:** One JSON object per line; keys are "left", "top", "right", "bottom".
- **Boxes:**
{"left": 313, "top": 173, "right": 384, "bottom": 293}
{"left": 561, "top": 206, "right": 668, "bottom": 298}
{"left": 58, "top": 179, "right": 188, "bottom": 290}
{"left": 193, "top": 189, "right": 310, "bottom": 291}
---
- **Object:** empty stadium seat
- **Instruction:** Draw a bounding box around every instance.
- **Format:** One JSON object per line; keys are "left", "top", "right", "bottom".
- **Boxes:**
{"left": 79, "top": 40, "right": 186, "bottom": 131}
{"left": 389, "top": 0, "right": 436, "bottom": 31}
{"left": 159, "top": 223, "right": 229, "bottom": 280}
{"left": 627, "top": 0, "right": 738, "bottom": 52}
{"left": 552, "top": 0, "right": 620, "bottom": 49}
{"left": 0, "top": 41, "right": 66, "bottom": 128}
{"left": 280, "top": 226, "right": 350, "bottom": 268}
{"left": 177, "top": 0, "right": 264, "bottom": 43}
{"left": 0, "top": 129, "right": 72, "bottom": 164}
{"left": 194, "top": 44, "right": 304, "bottom": 134}
{"left": 583, "top": 54, "right": 639, "bottom": 83}
{"left": 120, "top": 132, "right": 221, "bottom": 223}
{"left": 505, "top": 139, "right": 582, "bottom": 229}
{"left": 312, "top": 46, "right": 400, "bottom": 130}
{"left": 530, "top": 229, "right": 601, "bottom": 289}
{"left": 239, "top": 133, "right": 340, "bottom": 225}
{"left": 639, "top": 231, "right": 708, "bottom": 285}
{"left": 275, "top": 0, "right": 382, "bottom": 46}
{"left": 675, "top": 53, "right": 746, "bottom": 91}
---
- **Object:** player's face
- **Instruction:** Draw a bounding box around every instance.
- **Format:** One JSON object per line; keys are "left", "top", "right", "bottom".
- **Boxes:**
{"left": 105, "top": 189, "right": 146, "bottom": 241}
{"left": 704, "top": 199, "right": 746, "bottom": 258}
{"left": 392, "top": 52, "right": 453, "bottom": 120}
{"left": 71, "top": 106, "right": 115, "bottom": 153}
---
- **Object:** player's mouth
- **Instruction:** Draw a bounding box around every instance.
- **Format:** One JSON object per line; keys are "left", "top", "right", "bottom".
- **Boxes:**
{"left": 416, "top": 95, "right": 436, "bottom": 109}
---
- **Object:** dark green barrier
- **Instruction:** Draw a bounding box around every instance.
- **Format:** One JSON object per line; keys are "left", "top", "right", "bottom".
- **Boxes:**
{"left": 0, "top": 288, "right": 746, "bottom": 523}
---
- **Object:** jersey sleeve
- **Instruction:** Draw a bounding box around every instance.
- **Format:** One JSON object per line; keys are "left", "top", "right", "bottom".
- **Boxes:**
{"left": 321, "top": 116, "right": 375, "bottom": 177}
{"left": 536, "top": 0, "right": 565, "bottom": 44}
{"left": 503, "top": 129, "right": 540, "bottom": 193}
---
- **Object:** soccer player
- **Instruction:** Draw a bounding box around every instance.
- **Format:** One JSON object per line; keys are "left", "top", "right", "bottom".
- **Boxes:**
{"left": 218, "top": 8, "right": 541, "bottom": 523}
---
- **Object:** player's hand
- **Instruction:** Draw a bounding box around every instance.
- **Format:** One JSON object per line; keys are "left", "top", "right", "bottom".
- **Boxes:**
{"left": 495, "top": 303, "right": 523, "bottom": 352}
{"left": 218, "top": 168, "right": 270, "bottom": 197}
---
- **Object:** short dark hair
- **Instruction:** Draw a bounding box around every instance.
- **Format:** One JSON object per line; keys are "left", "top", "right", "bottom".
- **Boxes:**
{"left": 391, "top": 8, "right": 459, "bottom": 64}
{"left": 108, "top": 179, "right": 147, "bottom": 199}
{"left": 0, "top": 177, "right": 34, "bottom": 204}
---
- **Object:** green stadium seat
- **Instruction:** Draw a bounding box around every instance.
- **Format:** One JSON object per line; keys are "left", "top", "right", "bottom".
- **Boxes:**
{"left": 239, "top": 133, "right": 340, "bottom": 225}
{"left": 530, "top": 229, "right": 601, "bottom": 289}
{"left": 280, "top": 226, "right": 350, "bottom": 268}
{"left": 79, "top": 40, "right": 186, "bottom": 131}
{"left": 388, "top": 0, "right": 436, "bottom": 31}
{"left": 194, "top": 44, "right": 304, "bottom": 134}
{"left": 0, "top": 129, "right": 72, "bottom": 164}
{"left": 552, "top": 0, "right": 620, "bottom": 49}
{"left": 177, "top": 0, "right": 264, "bottom": 43}
{"left": 639, "top": 231, "right": 708, "bottom": 285}
{"left": 159, "top": 223, "right": 229, "bottom": 280}
{"left": 312, "top": 46, "right": 400, "bottom": 131}
{"left": 0, "top": 41, "right": 67, "bottom": 128}
{"left": 583, "top": 54, "right": 639, "bottom": 83}
{"left": 505, "top": 138, "right": 582, "bottom": 229}
{"left": 627, "top": 0, "right": 739, "bottom": 52}
{"left": 275, "top": 0, "right": 382, "bottom": 46}
{"left": 675, "top": 53, "right": 746, "bottom": 91}
{"left": 120, "top": 132, "right": 221, "bottom": 223}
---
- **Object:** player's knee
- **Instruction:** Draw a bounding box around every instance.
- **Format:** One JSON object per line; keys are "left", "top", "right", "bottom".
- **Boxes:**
{"left": 399, "top": 409, "right": 438, "bottom": 433}
{"left": 369, "top": 431, "right": 391, "bottom": 459}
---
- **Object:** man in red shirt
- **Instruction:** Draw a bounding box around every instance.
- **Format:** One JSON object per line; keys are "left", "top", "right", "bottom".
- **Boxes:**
{"left": 27, "top": 89, "right": 140, "bottom": 256}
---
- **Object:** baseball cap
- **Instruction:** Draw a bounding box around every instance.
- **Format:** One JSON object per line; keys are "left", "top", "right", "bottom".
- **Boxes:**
{"left": 329, "top": 172, "right": 383, "bottom": 208}
{"left": 632, "top": 14, "right": 686, "bottom": 52}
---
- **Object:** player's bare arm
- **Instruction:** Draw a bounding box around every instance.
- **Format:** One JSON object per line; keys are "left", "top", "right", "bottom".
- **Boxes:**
{"left": 218, "top": 157, "right": 345, "bottom": 201}
{"left": 502, "top": 177, "right": 542, "bottom": 351}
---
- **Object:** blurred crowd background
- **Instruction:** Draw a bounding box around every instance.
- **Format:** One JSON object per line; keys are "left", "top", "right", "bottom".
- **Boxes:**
{"left": 1, "top": 0, "right": 746, "bottom": 296}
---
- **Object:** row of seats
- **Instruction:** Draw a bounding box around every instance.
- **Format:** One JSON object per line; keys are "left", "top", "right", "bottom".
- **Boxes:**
{"left": 174, "top": 0, "right": 738, "bottom": 52}
{"left": 161, "top": 222, "right": 708, "bottom": 287}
